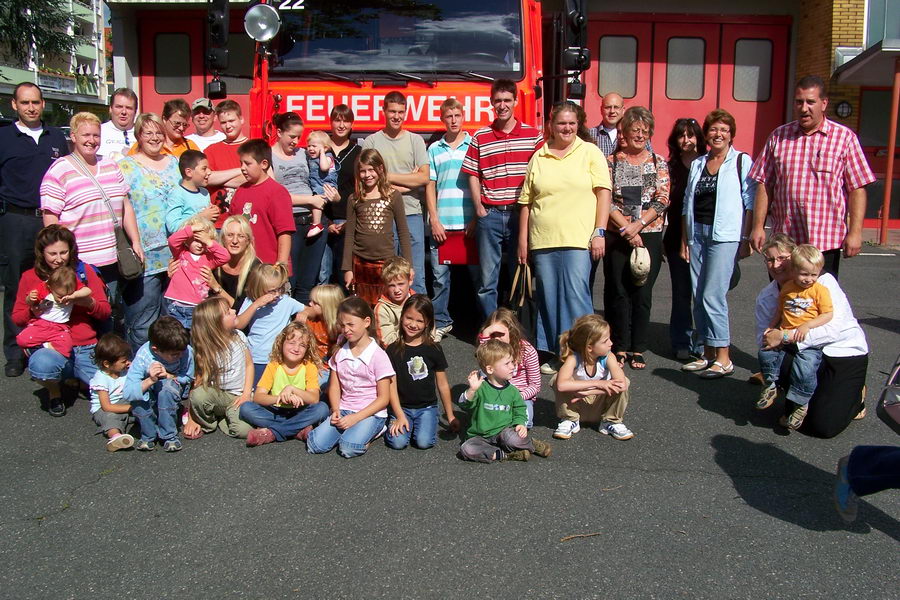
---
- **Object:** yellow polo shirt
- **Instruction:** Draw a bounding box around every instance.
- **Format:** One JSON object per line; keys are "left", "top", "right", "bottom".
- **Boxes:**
{"left": 518, "top": 137, "right": 611, "bottom": 250}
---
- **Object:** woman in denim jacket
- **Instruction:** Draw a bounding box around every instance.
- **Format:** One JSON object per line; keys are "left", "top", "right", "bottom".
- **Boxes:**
{"left": 680, "top": 109, "right": 755, "bottom": 379}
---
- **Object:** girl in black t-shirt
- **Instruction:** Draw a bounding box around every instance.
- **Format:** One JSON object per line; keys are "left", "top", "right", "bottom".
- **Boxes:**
{"left": 385, "top": 296, "right": 458, "bottom": 450}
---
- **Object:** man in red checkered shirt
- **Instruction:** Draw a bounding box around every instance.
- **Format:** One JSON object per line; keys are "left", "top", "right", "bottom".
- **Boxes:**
{"left": 748, "top": 76, "right": 875, "bottom": 278}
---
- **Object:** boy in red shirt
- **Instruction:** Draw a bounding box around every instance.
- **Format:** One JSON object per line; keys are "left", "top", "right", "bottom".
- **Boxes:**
{"left": 205, "top": 99, "right": 247, "bottom": 226}
{"left": 228, "top": 139, "right": 295, "bottom": 267}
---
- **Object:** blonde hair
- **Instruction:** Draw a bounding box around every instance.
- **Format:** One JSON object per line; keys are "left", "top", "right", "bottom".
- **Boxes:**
{"left": 480, "top": 307, "right": 524, "bottom": 364}
{"left": 380, "top": 255, "right": 412, "bottom": 283}
{"left": 191, "top": 296, "right": 238, "bottom": 387}
{"left": 306, "top": 130, "right": 331, "bottom": 149}
{"left": 559, "top": 314, "right": 610, "bottom": 363}
{"left": 269, "top": 322, "right": 323, "bottom": 370}
{"left": 216, "top": 215, "right": 257, "bottom": 298}
{"left": 134, "top": 112, "right": 166, "bottom": 155}
{"left": 310, "top": 284, "right": 345, "bottom": 342}
{"left": 761, "top": 232, "right": 797, "bottom": 256}
{"left": 69, "top": 112, "right": 101, "bottom": 134}
{"left": 791, "top": 244, "right": 824, "bottom": 272}
{"left": 440, "top": 98, "right": 464, "bottom": 115}
{"left": 183, "top": 215, "right": 216, "bottom": 242}
{"left": 476, "top": 339, "right": 514, "bottom": 371}
{"left": 245, "top": 263, "right": 289, "bottom": 301}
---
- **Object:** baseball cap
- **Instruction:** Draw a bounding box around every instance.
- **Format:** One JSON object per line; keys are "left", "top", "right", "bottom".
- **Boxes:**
{"left": 191, "top": 98, "right": 213, "bottom": 112}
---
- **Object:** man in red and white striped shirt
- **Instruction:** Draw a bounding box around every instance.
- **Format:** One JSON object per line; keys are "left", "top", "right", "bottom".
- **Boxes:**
{"left": 462, "top": 80, "right": 543, "bottom": 318}
{"left": 749, "top": 76, "right": 875, "bottom": 278}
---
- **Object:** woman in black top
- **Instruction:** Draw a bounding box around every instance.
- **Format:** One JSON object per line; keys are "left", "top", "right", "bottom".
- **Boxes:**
{"left": 209, "top": 215, "right": 261, "bottom": 311}
{"left": 320, "top": 104, "right": 362, "bottom": 287}
{"left": 664, "top": 118, "right": 706, "bottom": 361}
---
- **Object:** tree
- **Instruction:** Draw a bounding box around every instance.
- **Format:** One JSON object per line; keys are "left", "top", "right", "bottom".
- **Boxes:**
{"left": 0, "top": 0, "right": 83, "bottom": 66}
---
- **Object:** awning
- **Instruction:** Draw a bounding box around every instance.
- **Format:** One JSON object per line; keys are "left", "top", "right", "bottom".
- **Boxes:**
{"left": 833, "top": 38, "right": 900, "bottom": 86}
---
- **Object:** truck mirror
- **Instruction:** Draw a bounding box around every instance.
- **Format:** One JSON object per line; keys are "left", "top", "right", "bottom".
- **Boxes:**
{"left": 563, "top": 47, "right": 590, "bottom": 72}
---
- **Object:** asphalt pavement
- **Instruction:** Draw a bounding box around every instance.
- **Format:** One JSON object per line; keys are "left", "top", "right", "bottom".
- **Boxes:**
{"left": 0, "top": 248, "right": 898, "bottom": 599}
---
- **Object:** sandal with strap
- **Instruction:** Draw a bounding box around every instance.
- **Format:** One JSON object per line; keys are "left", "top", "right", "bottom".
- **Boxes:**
{"left": 615, "top": 352, "right": 629, "bottom": 368}
{"left": 699, "top": 361, "right": 734, "bottom": 379}
{"left": 629, "top": 353, "right": 647, "bottom": 370}
{"left": 682, "top": 358, "right": 710, "bottom": 372}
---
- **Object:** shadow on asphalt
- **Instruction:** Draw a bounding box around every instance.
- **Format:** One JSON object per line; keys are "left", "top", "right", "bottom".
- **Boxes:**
{"left": 712, "top": 434, "right": 900, "bottom": 542}
{"left": 857, "top": 314, "right": 900, "bottom": 335}
{"left": 653, "top": 367, "right": 773, "bottom": 428}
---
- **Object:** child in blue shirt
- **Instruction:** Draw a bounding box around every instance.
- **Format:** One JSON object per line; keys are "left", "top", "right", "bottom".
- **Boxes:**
{"left": 165, "top": 149, "right": 220, "bottom": 234}
{"left": 124, "top": 316, "right": 194, "bottom": 452}
{"left": 305, "top": 130, "right": 339, "bottom": 238}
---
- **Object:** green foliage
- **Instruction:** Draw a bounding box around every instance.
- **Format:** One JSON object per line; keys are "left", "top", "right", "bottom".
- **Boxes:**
{"left": 0, "top": 0, "right": 84, "bottom": 65}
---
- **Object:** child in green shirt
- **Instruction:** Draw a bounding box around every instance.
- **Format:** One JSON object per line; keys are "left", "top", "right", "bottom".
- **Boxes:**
{"left": 457, "top": 339, "right": 552, "bottom": 463}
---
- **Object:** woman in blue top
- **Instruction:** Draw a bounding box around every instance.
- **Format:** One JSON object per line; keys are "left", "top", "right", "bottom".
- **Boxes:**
{"left": 680, "top": 109, "right": 755, "bottom": 379}
{"left": 118, "top": 113, "right": 181, "bottom": 351}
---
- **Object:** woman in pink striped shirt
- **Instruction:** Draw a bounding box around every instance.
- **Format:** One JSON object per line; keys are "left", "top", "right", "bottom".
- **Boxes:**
{"left": 40, "top": 112, "right": 142, "bottom": 301}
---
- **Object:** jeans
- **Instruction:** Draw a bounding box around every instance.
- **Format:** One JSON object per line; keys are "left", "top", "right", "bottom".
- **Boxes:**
{"left": 291, "top": 214, "right": 330, "bottom": 305}
{"left": 664, "top": 243, "right": 695, "bottom": 354}
{"left": 240, "top": 401, "right": 330, "bottom": 442}
{"left": 318, "top": 221, "right": 346, "bottom": 286}
{"left": 385, "top": 404, "right": 439, "bottom": 449}
{"left": 759, "top": 345, "right": 823, "bottom": 405}
{"left": 123, "top": 272, "right": 166, "bottom": 352}
{"left": 394, "top": 213, "right": 426, "bottom": 295}
{"left": 306, "top": 409, "right": 386, "bottom": 458}
{"left": 164, "top": 298, "right": 195, "bottom": 330}
{"left": 28, "top": 344, "right": 98, "bottom": 385}
{"left": 689, "top": 223, "right": 739, "bottom": 348}
{"left": 475, "top": 207, "right": 519, "bottom": 318}
{"left": 0, "top": 211, "right": 42, "bottom": 362}
{"left": 131, "top": 378, "right": 186, "bottom": 442}
{"left": 428, "top": 238, "right": 453, "bottom": 328}
{"left": 532, "top": 248, "right": 593, "bottom": 354}
{"left": 253, "top": 363, "right": 267, "bottom": 386}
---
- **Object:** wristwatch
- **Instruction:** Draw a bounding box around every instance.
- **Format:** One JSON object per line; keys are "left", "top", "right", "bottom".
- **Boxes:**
{"left": 639, "top": 217, "right": 648, "bottom": 227}
{"left": 591, "top": 227, "right": 605, "bottom": 239}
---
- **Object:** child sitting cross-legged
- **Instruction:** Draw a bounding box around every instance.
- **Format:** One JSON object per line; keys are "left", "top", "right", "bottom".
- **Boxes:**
{"left": 457, "top": 339, "right": 552, "bottom": 463}
{"left": 375, "top": 256, "right": 415, "bottom": 345}
{"left": 552, "top": 314, "right": 634, "bottom": 441}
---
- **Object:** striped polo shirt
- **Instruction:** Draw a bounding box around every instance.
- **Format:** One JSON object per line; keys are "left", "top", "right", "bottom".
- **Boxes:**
{"left": 461, "top": 120, "right": 543, "bottom": 206}
{"left": 40, "top": 156, "right": 128, "bottom": 267}
{"left": 428, "top": 132, "right": 473, "bottom": 230}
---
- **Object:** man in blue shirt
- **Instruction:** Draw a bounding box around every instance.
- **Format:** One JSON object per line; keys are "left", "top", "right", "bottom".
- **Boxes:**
{"left": 0, "top": 82, "right": 70, "bottom": 377}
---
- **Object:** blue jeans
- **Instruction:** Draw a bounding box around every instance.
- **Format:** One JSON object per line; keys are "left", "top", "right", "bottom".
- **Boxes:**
{"left": 164, "top": 298, "right": 195, "bottom": 330}
{"left": 532, "top": 248, "right": 593, "bottom": 354}
{"left": 689, "top": 224, "right": 738, "bottom": 348}
{"left": 123, "top": 272, "right": 166, "bottom": 352}
{"left": 253, "top": 363, "right": 267, "bottom": 386}
{"left": 306, "top": 409, "right": 386, "bottom": 458}
{"left": 475, "top": 207, "right": 519, "bottom": 318}
{"left": 131, "top": 378, "right": 186, "bottom": 442}
{"left": 394, "top": 213, "right": 426, "bottom": 294}
{"left": 428, "top": 238, "right": 452, "bottom": 328}
{"left": 318, "top": 221, "right": 346, "bottom": 286}
{"left": 759, "top": 345, "right": 823, "bottom": 405}
{"left": 291, "top": 214, "right": 330, "bottom": 305}
{"left": 239, "top": 401, "right": 330, "bottom": 441}
{"left": 664, "top": 244, "right": 696, "bottom": 354}
{"left": 28, "top": 344, "right": 98, "bottom": 385}
{"left": 386, "top": 404, "right": 439, "bottom": 449}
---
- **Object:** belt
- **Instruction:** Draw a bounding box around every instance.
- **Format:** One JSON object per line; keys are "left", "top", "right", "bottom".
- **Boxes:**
{"left": 485, "top": 203, "right": 517, "bottom": 212}
{"left": 3, "top": 203, "right": 43, "bottom": 218}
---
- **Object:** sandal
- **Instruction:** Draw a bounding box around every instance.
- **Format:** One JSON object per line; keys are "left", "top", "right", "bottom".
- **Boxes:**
{"left": 681, "top": 358, "right": 710, "bottom": 372}
{"left": 629, "top": 353, "right": 647, "bottom": 370}
{"left": 698, "top": 361, "right": 734, "bottom": 379}
{"left": 614, "top": 352, "right": 629, "bottom": 368}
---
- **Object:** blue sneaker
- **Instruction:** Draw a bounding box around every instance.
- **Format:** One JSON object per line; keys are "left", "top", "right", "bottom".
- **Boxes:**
{"left": 834, "top": 455, "right": 858, "bottom": 523}
{"left": 163, "top": 438, "right": 183, "bottom": 453}
{"left": 135, "top": 439, "right": 155, "bottom": 451}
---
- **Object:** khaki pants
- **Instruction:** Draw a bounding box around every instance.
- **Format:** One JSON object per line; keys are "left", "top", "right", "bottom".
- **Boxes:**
{"left": 551, "top": 374, "right": 629, "bottom": 424}
{"left": 189, "top": 386, "right": 252, "bottom": 439}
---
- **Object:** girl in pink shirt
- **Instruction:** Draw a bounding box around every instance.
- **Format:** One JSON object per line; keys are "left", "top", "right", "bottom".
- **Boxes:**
{"left": 477, "top": 308, "right": 541, "bottom": 428}
{"left": 306, "top": 296, "right": 395, "bottom": 458}
{"left": 164, "top": 217, "right": 230, "bottom": 329}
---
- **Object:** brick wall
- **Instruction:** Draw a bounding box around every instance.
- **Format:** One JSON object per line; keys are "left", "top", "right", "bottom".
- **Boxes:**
{"left": 795, "top": 0, "right": 865, "bottom": 130}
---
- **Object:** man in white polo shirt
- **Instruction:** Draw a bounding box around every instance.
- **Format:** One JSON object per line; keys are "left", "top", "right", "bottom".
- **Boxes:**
{"left": 186, "top": 97, "right": 226, "bottom": 151}
{"left": 99, "top": 87, "right": 137, "bottom": 159}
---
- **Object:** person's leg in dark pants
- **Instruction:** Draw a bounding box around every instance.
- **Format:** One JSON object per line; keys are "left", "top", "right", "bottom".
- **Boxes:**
{"left": 0, "top": 211, "right": 43, "bottom": 374}
{"left": 847, "top": 445, "right": 900, "bottom": 496}
{"left": 795, "top": 353, "right": 868, "bottom": 438}
{"left": 602, "top": 235, "right": 632, "bottom": 355}
{"left": 664, "top": 244, "right": 695, "bottom": 357}
{"left": 290, "top": 213, "right": 329, "bottom": 305}
{"left": 630, "top": 232, "right": 663, "bottom": 354}
{"left": 821, "top": 249, "right": 841, "bottom": 280}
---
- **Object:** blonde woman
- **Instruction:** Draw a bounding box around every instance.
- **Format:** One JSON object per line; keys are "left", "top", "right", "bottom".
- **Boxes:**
{"left": 208, "top": 215, "right": 260, "bottom": 311}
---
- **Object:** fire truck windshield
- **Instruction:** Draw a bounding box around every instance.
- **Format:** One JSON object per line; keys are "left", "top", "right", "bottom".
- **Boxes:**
{"left": 271, "top": 0, "right": 524, "bottom": 79}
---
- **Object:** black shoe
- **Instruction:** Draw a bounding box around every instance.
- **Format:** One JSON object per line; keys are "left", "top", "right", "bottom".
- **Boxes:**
{"left": 5, "top": 359, "right": 25, "bottom": 378}
{"left": 48, "top": 398, "right": 66, "bottom": 417}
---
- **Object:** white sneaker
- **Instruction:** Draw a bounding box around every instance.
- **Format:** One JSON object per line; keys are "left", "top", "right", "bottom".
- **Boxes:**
{"left": 600, "top": 421, "right": 634, "bottom": 440}
{"left": 553, "top": 420, "right": 580, "bottom": 439}
{"left": 106, "top": 433, "right": 134, "bottom": 452}
{"left": 540, "top": 362, "right": 558, "bottom": 375}
{"left": 433, "top": 324, "right": 453, "bottom": 342}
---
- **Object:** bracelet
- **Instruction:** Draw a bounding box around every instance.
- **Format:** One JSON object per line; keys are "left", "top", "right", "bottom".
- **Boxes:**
{"left": 741, "top": 235, "right": 750, "bottom": 241}
{"left": 639, "top": 217, "right": 648, "bottom": 227}
{"left": 782, "top": 331, "right": 790, "bottom": 343}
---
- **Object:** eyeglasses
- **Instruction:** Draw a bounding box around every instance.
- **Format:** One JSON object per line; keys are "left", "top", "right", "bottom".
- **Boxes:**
{"left": 707, "top": 126, "right": 731, "bottom": 135}
{"left": 167, "top": 119, "right": 189, "bottom": 130}
{"left": 139, "top": 130, "right": 164, "bottom": 139}
{"left": 223, "top": 233, "right": 248, "bottom": 241}
{"left": 628, "top": 126, "right": 649, "bottom": 135}
{"left": 764, "top": 254, "right": 791, "bottom": 264}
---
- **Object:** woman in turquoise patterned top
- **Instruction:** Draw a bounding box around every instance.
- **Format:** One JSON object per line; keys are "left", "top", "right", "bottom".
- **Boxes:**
{"left": 118, "top": 113, "right": 181, "bottom": 350}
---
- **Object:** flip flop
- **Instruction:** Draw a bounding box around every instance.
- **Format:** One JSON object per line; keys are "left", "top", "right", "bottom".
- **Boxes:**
{"left": 681, "top": 358, "right": 710, "bottom": 372}
{"left": 615, "top": 352, "right": 629, "bottom": 368}
{"left": 629, "top": 353, "right": 647, "bottom": 370}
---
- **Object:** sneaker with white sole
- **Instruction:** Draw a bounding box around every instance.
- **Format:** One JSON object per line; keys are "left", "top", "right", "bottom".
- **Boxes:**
{"left": 600, "top": 421, "right": 634, "bottom": 440}
{"left": 757, "top": 382, "right": 778, "bottom": 410}
{"left": 106, "top": 433, "right": 134, "bottom": 452}
{"left": 785, "top": 403, "right": 809, "bottom": 430}
{"left": 540, "top": 362, "right": 558, "bottom": 375}
{"left": 433, "top": 324, "right": 453, "bottom": 342}
{"left": 553, "top": 419, "right": 581, "bottom": 439}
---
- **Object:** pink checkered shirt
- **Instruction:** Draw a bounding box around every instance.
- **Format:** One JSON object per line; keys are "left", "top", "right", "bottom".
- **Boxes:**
{"left": 749, "top": 118, "right": 875, "bottom": 251}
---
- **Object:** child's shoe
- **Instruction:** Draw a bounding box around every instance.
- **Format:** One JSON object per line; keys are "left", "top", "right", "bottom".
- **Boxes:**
{"left": 106, "top": 433, "right": 134, "bottom": 452}
{"left": 135, "top": 439, "right": 155, "bottom": 451}
{"left": 531, "top": 438, "right": 552, "bottom": 457}
{"left": 553, "top": 419, "right": 580, "bottom": 439}
{"left": 834, "top": 455, "right": 858, "bottom": 523}
{"left": 163, "top": 438, "right": 183, "bottom": 452}
{"left": 757, "top": 382, "right": 778, "bottom": 409}
{"left": 500, "top": 449, "right": 530, "bottom": 462}
{"left": 785, "top": 402, "right": 808, "bottom": 430}
{"left": 600, "top": 421, "right": 634, "bottom": 440}
{"left": 295, "top": 425, "right": 313, "bottom": 442}
{"left": 306, "top": 223, "right": 324, "bottom": 238}
{"left": 247, "top": 428, "right": 276, "bottom": 447}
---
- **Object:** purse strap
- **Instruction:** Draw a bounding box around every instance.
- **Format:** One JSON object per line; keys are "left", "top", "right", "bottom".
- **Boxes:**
{"left": 509, "top": 263, "right": 532, "bottom": 308}
{"left": 68, "top": 154, "right": 122, "bottom": 228}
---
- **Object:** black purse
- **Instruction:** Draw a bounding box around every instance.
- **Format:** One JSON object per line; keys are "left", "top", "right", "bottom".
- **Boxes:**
{"left": 509, "top": 262, "right": 537, "bottom": 340}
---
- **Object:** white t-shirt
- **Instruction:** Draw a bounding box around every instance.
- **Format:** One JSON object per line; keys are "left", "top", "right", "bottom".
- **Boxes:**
{"left": 89, "top": 370, "right": 128, "bottom": 413}
{"left": 99, "top": 120, "right": 135, "bottom": 159}
{"left": 187, "top": 130, "right": 226, "bottom": 151}
{"left": 219, "top": 330, "right": 250, "bottom": 395}
{"left": 38, "top": 293, "right": 73, "bottom": 324}
{"left": 15, "top": 121, "right": 43, "bottom": 143}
